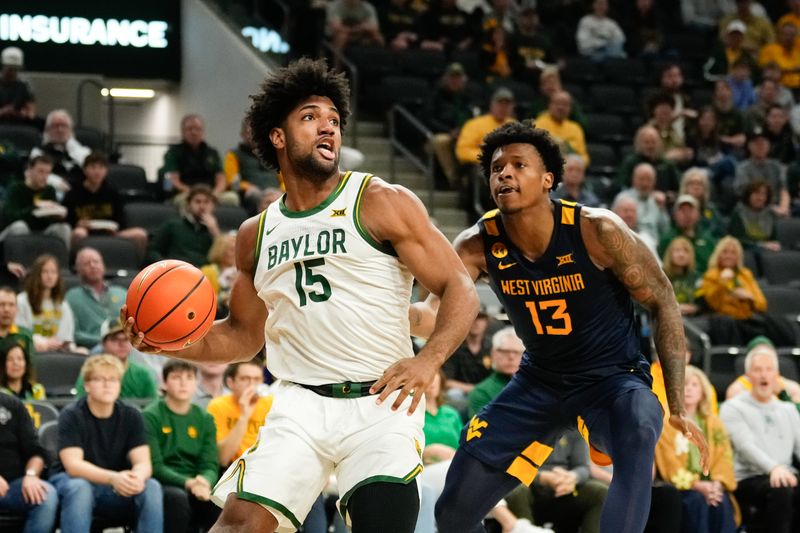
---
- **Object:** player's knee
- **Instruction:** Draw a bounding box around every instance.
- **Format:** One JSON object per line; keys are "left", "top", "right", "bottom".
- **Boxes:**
{"left": 434, "top": 492, "right": 467, "bottom": 533}
{"left": 349, "top": 481, "right": 419, "bottom": 533}
{"left": 210, "top": 494, "right": 279, "bottom": 533}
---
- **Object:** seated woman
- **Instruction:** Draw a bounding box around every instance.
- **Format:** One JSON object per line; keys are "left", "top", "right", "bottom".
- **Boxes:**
{"left": 698, "top": 236, "right": 795, "bottom": 346}
{"left": 662, "top": 236, "right": 700, "bottom": 316}
{"left": 0, "top": 344, "right": 45, "bottom": 400}
{"left": 728, "top": 180, "right": 781, "bottom": 252}
{"left": 655, "top": 366, "right": 738, "bottom": 533}
{"left": 15, "top": 254, "right": 84, "bottom": 353}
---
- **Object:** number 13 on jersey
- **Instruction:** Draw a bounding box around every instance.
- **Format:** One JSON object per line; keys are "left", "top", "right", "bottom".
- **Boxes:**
{"left": 525, "top": 299, "right": 572, "bottom": 335}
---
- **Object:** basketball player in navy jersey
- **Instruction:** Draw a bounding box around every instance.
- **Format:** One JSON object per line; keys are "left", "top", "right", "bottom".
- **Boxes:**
{"left": 401, "top": 120, "right": 709, "bottom": 533}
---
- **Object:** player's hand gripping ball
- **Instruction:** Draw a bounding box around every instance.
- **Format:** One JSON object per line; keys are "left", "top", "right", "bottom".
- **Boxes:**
{"left": 126, "top": 259, "right": 217, "bottom": 351}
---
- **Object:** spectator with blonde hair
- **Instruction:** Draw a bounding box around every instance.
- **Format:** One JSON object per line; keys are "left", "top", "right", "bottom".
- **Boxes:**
{"left": 50, "top": 354, "right": 163, "bottom": 532}
{"left": 655, "top": 365, "right": 738, "bottom": 533}
{"left": 699, "top": 236, "right": 795, "bottom": 346}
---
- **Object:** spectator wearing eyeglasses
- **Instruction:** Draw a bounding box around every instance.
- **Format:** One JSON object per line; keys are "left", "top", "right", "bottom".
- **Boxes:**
{"left": 50, "top": 354, "right": 163, "bottom": 532}
{"left": 73, "top": 319, "right": 158, "bottom": 401}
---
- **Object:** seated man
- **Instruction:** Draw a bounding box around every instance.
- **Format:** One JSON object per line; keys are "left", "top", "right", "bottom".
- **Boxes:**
{"left": 62, "top": 151, "right": 148, "bottom": 253}
{"left": 0, "top": 155, "right": 70, "bottom": 248}
{"left": 161, "top": 114, "right": 238, "bottom": 206}
{"left": 207, "top": 360, "right": 272, "bottom": 467}
{"left": 0, "top": 392, "right": 58, "bottom": 531}
{"left": 74, "top": 319, "right": 158, "bottom": 400}
{"left": 720, "top": 343, "right": 800, "bottom": 533}
{"left": 65, "top": 247, "right": 127, "bottom": 349}
{"left": 50, "top": 355, "right": 163, "bottom": 532}
{"left": 148, "top": 184, "right": 221, "bottom": 268}
{"left": 29, "top": 109, "right": 90, "bottom": 191}
{"left": 143, "top": 360, "right": 220, "bottom": 532}
{"left": 468, "top": 326, "right": 525, "bottom": 417}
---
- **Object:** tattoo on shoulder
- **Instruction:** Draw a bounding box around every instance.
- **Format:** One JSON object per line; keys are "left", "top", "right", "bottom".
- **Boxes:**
{"left": 592, "top": 215, "right": 664, "bottom": 309}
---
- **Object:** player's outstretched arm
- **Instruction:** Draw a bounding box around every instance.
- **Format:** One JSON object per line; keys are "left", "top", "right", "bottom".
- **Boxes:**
{"left": 123, "top": 216, "right": 267, "bottom": 364}
{"left": 362, "top": 178, "right": 480, "bottom": 413}
{"left": 409, "top": 224, "right": 486, "bottom": 340}
{"left": 581, "top": 207, "right": 709, "bottom": 474}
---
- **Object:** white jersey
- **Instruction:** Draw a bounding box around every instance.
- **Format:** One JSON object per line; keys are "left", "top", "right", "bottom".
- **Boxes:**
{"left": 252, "top": 171, "right": 415, "bottom": 385}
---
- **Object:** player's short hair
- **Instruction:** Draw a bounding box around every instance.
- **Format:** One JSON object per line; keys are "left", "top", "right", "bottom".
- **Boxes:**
{"left": 81, "top": 354, "right": 125, "bottom": 382}
{"left": 162, "top": 359, "right": 197, "bottom": 382}
{"left": 478, "top": 120, "right": 565, "bottom": 189}
{"left": 247, "top": 58, "right": 351, "bottom": 170}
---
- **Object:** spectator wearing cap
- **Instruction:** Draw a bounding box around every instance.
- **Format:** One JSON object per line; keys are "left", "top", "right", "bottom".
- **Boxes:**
{"left": 0, "top": 46, "right": 35, "bottom": 123}
{"left": 455, "top": 88, "right": 515, "bottom": 215}
{"left": 534, "top": 90, "right": 589, "bottom": 166}
{"left": 0, "top": 392, "right": 58, "bottom": 531}
{"left": 50, "top": 354, "right": 163, "bottom": 532}
{"left": 720, "top": 338, "right": 800, "bottom": 533}
{"left": 705, "top": 19, "right": 760, "bottom": 82}
{"left": 658, "top": 194, "right": 717, "bottom": 274}
{"left": 512, "top": 6, "right": 558, "bottom": 77}
{"left": 425, "top": 63, "right": 474, "bottom": 190}
{"left": 575, "top": 0, "right": 627, "bottom": 61}
{"left": 418, "top": 0, "right": 473, "bottom": 52}
{"left": 551, "top": 154, "right": 600, "bottom": 207}
{"left": 615, "top": 162, "right": 671, "bottom": 245}
{"left": 734, "top": 127, "right": 790, "bottom": 216}
{"left": 30, "top": 109, "right": 90, "bottom": 192}
{"left": 161, "top": 114, "right": 239, "bottom": 207}
{"left": 74, "top": 318, "right": 158, "bottom": 400}
{"left": 719, "top": 1, "right": 775, "bottom": 54}
{"left": 65, "top": 247, "right": 127, "bottom": 349}
{"left": 148, "top": 184, "right": 221, "bottom": 268}
{"left": 758, "top": 21, "right": 800, "bottom": 90}
{"left": 726, "top": 336, "right": 800, "bottom": 407}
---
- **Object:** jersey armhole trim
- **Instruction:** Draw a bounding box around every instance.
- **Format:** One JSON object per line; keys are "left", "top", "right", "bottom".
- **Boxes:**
{"left": 354, "top": 174, "right": 398, "bottom": 256}
{"left": 253, "top": 209, "right": 268, "bottom": 269}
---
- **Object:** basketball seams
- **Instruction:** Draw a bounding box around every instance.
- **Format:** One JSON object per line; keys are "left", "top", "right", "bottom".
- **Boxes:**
{"left": 133, "top": 262, "right": 184, "bottom": 325}
{"left": 151, "top": 292, "right": 216, "bottom": 346}
{"left": 142, "top": 272, "right": 206, "bottom": 336}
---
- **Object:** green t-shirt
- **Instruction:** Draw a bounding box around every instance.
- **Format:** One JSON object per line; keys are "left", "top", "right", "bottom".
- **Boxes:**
{"left": 468, "top": 371, "right": 512, "bottom": 417}
{"left": 143, "top": 399, "right": 219, "bottom": 487}
{"left": 423, "top": 404, "right": 463, "bottom": 450}
{"left": 75, "top": 361, "right": 158, "bottom": 399}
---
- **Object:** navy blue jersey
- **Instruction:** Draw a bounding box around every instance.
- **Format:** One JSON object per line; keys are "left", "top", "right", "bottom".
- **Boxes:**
{"left": 479, "top": 199, "right": 646, "bottom": 386}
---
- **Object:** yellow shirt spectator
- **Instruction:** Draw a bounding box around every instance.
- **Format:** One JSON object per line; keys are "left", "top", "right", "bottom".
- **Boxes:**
{"left": 208, "top": 393, "right": 273, "bottom": 464}
{"left": 535, "top": 90, "right": 589, "bottom": 165}
{"left": 758, "top": 22, "right": 800, "bottom": 88}
{"left": 455, "top": 89, "right": 516, "bottom": 164}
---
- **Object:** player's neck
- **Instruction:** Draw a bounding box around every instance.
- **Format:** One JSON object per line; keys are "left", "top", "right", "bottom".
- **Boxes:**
{"left": 502, "top": 200, "right": 555, "bottom": 261}
{"left": 282, "top": 171, "right": 343, "bottom": 212}
{"left": 165, "top": 395, "right": 192, "bottom": 415}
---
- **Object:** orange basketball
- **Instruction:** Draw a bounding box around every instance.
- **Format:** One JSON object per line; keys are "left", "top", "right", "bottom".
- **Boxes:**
{"left": 126, "top": 259, "right": 217, "bottom": 351}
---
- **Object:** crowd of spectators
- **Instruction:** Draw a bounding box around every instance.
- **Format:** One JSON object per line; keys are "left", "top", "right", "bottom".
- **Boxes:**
{"left": 1, "top": 1, "right": 800, "bottom": 531}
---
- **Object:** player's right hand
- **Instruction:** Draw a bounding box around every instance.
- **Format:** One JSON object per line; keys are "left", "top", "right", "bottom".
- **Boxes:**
{"left": 669, "top": 413, "right": 710, "bottom": 475}
{"left": 119, "top": 305, "right": 163, "bottom": 355}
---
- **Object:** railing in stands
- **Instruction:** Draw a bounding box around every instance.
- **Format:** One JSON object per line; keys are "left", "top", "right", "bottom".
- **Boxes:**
{"left": 684, "top": 318, "right": 712, "bottom": 375}
{"left": 76, "top": 78, "right": 115, "bottom": 155}
{"left": 321, "top": 40, "right": 359, "bottom": 149}
{"left": 387, "top": 104, "right": 435, "bottom": 216}
{"left": 113, "top": 138, "right": 176, "bottom": 184}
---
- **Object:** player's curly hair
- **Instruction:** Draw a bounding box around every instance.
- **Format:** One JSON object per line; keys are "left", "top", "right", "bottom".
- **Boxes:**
{"left": 247, "top": 58, "right": 351, "bottom": 169}
{"left": 478, "top": 120, "right": 565, "bottom": 188}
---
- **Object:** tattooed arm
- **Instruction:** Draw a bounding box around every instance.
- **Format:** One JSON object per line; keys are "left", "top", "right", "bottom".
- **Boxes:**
{"left": 580, "top": 207, "right": 709, "bottom": 472}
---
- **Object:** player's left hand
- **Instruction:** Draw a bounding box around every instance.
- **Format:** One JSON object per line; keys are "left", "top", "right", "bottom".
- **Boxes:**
{"left": 669, "top": 413, "right": 709, "bottom": 475}
{"left": 371, "top": 355, "right": 440, "bottom": 415}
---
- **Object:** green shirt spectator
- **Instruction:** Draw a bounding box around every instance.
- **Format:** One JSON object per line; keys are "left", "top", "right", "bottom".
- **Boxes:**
{"left": 143, "top": 399, "right": 219, "bottom": 488}
{"left": 468, "top": 371, "right": 512, "bottom": 417}
{"left": 424, "top": 404, "right": 463, "bottom": 450}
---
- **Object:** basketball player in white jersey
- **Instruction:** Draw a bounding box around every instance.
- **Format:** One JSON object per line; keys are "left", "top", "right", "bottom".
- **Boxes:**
{"left": 122, "top": 58, "right": 479, "bottom": 532}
